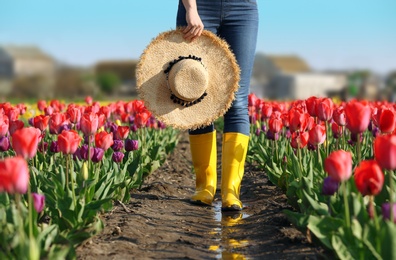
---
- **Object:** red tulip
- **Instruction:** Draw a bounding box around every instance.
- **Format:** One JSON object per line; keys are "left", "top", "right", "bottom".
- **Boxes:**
{"left": 378, "top": 108, "right": 396, "bottom": 134}
{"left": 37, "top": 100, "right": 47, "bottom": 111}
{"left": 289, "top": 108, "right": 310, "bottom": 133}
{"left": 132, "top": 100, "right": 146, "bottom": 114}
{"left": 0, "top": 156, "right": 30, "bottom": 194}
{"left": 316, "top": 98, "right": 334, "bottom": 122}
{"left": 345, "top": 99, "right": 371, "bottom": 134}
{"left": 248, "top": 93, "right": 258, "bottom": 107}
{"left": 115, "top": 126, "right": 130, "bottom": 140}
{"left": 261, "top": 103, "right": 273, "bottom": 120}
{"left": 57, "top": 130, "right": 82, "bottom": 154}
{"left": 9, "top": 120, "right": 25, "bottom": 136}
{"left": 308, "top": 123, "right": 326, "bottom": 146}
{"left": 331, "top": 122, "right": 343, "bottom": 139}
{"left": 7, "top": 108, "right": 19, "bottom": 121}
{"left": 95, "top": 131, "right": 114, "bottom": 151}
{"left": 12, "top": 127, "right": 41, "bottom": 159}
{"left": 49, "top": 113, "right": 68, "bottom": 134}
{"left": 305, "top": 96, "right": 318, "bottom": 117}
{"left": 374, "top": 134, "right": 396, "bottom": 170}
{"left": 135, "top": 110, "right": 151, "bottom": 128}
{"left": 333, "top": 106, "right": 346, "bottom": 126}
{"left": 291, "top": 131, "right": 309, "bottom": 149}
{"left": 85, "top": 96, "right": 93, "bottom": 105}
{"left": 67, "top": 106, "right": 82, "bottom": 124}
{"left": 354, "top": 160, "right": 384, "bottom": 196}
{"left": 268, "top": 111, "right": 282, "bottom": 132}
{"left": 33, "top": 115, "right": 50, "bottom": 131}
{"left": 324, "top": 150, "right": 352, "bottom": 182}
{"left": 80, "top": 112, "right": 99, "bottom": 136}
{"left": 0, "top": 114, "right": 9, "bottom": 137}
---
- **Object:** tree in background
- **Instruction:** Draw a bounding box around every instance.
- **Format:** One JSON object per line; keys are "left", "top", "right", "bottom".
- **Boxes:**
{"left": 96, "top": 72, "right": 121, "bottom": 95}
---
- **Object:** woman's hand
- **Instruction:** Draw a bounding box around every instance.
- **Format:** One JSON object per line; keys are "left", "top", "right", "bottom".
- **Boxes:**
{"left": 183, "top": 6, "right": 204, "bottom": 41}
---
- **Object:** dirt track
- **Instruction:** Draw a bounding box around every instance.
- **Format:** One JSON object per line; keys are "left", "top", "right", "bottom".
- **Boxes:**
{"left": 77, "top": 132, "right": 328, "bottom": 259}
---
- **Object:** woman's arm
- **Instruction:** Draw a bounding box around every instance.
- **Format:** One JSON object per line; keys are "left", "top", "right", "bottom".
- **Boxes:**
{"left": 181, "top": 0, "right": 204, "bottom": 41}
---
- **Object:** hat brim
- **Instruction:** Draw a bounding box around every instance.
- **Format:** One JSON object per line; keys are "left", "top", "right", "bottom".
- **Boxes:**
{"left": 136, "top": 29, "right": 240, "bottom": 130}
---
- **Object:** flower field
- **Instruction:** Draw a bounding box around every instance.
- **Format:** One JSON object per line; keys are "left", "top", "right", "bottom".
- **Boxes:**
{"left": 0, "top": 95, "right": 395, "bottom": 259}
{"left": 0, "top": 98, "right": 178, "bottom": 259}
{"left": 247, "top": 94, "right": 396, "bottom": 260}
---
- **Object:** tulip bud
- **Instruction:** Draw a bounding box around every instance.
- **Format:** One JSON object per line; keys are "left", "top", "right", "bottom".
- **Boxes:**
{"left": 125, "top": 139, "right": 139, "bottom": 151}
{"left": 112, "top": 151, "right": 124, "bottom": 163}
{"left": 32, "top": 193, "right": 45, "bottom": 213}
{"left": 0, "top": 136, "right": 10, "bottom": 152}
{"left": 381, "top": 203, "right": 396, "bottom": 223}
{"left": 111, "top": 140, "right": 124, "bottom": 151}
{"left": 82, "top": 161, "right": 89, "bottom": 180}
{"left": 92, "top": 148, "right": 104, "bottom": 163}
{"left": 322, "top": 177, "right": 339, "bottom": 195}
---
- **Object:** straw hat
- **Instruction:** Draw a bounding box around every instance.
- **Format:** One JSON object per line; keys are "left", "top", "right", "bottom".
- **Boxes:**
{"left": 136, "top": 28, "right": 240, "bottom": 130}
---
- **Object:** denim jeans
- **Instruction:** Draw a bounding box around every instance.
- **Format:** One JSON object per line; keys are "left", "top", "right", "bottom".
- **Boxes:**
{"left": 177, "top": 0, "right": 259, "bottom": 136}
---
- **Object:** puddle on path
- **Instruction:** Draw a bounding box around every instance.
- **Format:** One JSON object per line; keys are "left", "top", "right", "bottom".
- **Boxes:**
{"left": 209, "top": 201, "right": 251, "bottom": 259}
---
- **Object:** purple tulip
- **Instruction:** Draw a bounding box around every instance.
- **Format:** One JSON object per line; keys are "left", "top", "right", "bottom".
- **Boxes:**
{"left": 125, "top": 139, "right": 139, "bottom": 151}
{"left": 130, "top": 124, "right": 138, "bottom": 132}
{"left": 371, "top": 127, "right": 380, "bottom": 138}
{"left": 79, "top": 144, "right": 94, "bottom": 160}
{"left": 50, "top": 141, "right": 60, "bottom": 153}
{"left": 382, "top": 203, "right": 396, "bottom": 223}
{"left": 249, "top": 114, "right": 257, "bottom": 124}
{"left": 111, "top": 140, "right": 124, "bottom": 151}
{"left": 322, "top": 176, "right": 340, "bottom": 196}
{"left": 255, "top": 128, "right": 261, "bottom": 136}
{"left": 261, "top": 124, "right": 267, "bottom": 132}
{"left": 32, "top": 193, "right": 45, "bottom": 213}
{"left": 38, "top": 142, "right": 48, "bottom": 153}
{"left": 285, "top": 129, "right": 292, "bottom": 139}
{"left": 0, "top": 136, "right": 10, "bottom": 152}
{"left": 59, "top": 124, "right": 71, "bottom": 133}
{"left": 28, "top": 117, "right": 34, "bottom": 126}
{"left": 84, "top": 135, "right": 94, "bottom": 145}
{"left": 266, "top": 130, "right": 279, "bottom": 141}
{"left": 157, "top": 121, "right": 166, "bottom": 129}
{"left": 107, "top": 122, "right": 118, "bottom": 134}
{"left": 112, "top": 151, "right": 124, "bottom": 163}
{"left": 92, "top": 148, "right": 104, "bottom": 163}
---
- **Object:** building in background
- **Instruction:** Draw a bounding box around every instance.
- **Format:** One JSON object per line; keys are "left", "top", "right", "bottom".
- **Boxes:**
{"left": 251, "top": 53, "right": 347, "bottom": 100}
{"left": 0, "top": 45, "right": 56, "bottom": 97}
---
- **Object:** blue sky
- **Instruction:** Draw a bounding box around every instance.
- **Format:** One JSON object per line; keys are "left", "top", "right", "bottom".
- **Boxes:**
{"left": 1, "top": 0, "right": 395, "bottom": 74}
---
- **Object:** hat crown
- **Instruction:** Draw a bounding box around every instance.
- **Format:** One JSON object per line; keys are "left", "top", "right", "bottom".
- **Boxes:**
{"left": 168, "top": 59, "right": 208, "bottom": 102}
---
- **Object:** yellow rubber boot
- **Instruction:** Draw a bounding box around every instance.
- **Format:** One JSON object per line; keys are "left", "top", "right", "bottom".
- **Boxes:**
{"left": 221, "top": 132, "right": 249, "bottom": 211}
{"left": 189, "top": 131, "right": 217, "bottom": 206}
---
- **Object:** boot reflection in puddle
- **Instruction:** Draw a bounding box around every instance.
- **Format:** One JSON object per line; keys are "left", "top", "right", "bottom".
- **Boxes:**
{"left": 221, "top": 212, "right": 243, "bottom": 227}
{"left": 208, "top": 212, "right": 249, "bottom": 259}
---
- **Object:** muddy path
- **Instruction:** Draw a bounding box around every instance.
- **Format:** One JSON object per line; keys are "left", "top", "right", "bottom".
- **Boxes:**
{"left": 77, "top": 132, "right": 329, "bottom": 259}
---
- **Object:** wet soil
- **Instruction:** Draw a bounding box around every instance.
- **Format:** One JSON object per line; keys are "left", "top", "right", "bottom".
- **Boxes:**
{"left": 76, "top": 132, "right": 330, "bottom": 259}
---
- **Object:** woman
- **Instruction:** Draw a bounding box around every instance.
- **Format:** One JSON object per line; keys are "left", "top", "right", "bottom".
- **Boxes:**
{"left": 177, "top": 0, "right": 259, "bottom": 211}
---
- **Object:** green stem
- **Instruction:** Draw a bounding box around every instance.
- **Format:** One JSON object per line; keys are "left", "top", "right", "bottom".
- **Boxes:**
{"left": 297, "top": 146, "right": 303, "bottom": 179}
{"left": 15, "top": 193, "right": 25, "bottom": 255}
{"left": 28, "top": 185, "right": 33, "bottom": 240}
{"left": 65, "top": 153, "right": 69, "bottom": 190}
{"left": 342, "top": 181, "right": 351, "bottom": 228}
{"left": 356, "top": 133, "right": 361, "bottom": 163}
{"left": 325, "top": 121, "right": 329, "bottom": 157}
{"left": 68, "top": 155, "right": 77, "bottom": 209}
{"left": 390, "top": 170, "right": 394, "bottom": 222}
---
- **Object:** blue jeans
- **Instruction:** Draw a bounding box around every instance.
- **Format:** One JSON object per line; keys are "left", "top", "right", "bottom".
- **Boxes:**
{"left": 177, "top": 0, "right": 259, "bottom": 136}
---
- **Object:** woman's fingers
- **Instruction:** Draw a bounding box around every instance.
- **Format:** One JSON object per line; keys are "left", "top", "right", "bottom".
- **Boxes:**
{"left": 183, "top": 25, "right": 203, "bottom": 41}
